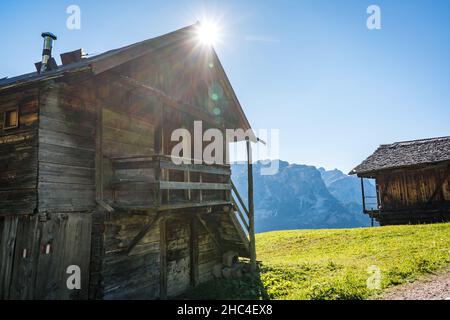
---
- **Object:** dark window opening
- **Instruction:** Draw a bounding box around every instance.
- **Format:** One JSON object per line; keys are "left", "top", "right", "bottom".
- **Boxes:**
{"left": 3, "top": 108, "right": 19, "bottom": 130}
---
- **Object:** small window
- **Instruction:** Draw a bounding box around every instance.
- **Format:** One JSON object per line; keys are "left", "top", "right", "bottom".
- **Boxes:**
{"left": 3, "top": 108, "right": 19, "bottom": 130}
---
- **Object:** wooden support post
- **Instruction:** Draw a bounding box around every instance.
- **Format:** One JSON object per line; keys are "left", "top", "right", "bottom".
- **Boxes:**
{"left": 361, "top": 178, "right": 366, "bottom": 214}
{"left": 375, "top": 182, "right": 381, "bottom": 210}
{"left": 199, "top": 173, "right": 203, "bottom": 203}
{"left": 155, "top": 159, "right": 161, "bottom": 207}
{"left": 223, "top": 128, "right": 231, "bottom": 203}
{"left": 154, "top": 102, "right": 164, "bottom": 156}
{"left": 95, "top": 105, "right": 104, "bottom": 202}
{"left": 164, "top": 169, "right": 170, "bottom": 204}
{"left": 246, "top": 139, "right": 256, "bottom": 272}
{"left": 159, "top": 218, "right": 167, "bottom": 299}
{"left": 190, "top": 217, "right": 199, "bottom": 288}
{"left": 155, "top": 102, "right": 164, "bottom": 207}
{"left": 185, "top": 170, "right": 191, "bottom": 201}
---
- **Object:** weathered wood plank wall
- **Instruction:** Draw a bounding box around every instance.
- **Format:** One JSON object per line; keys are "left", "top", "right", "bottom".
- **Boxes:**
{"left": 95, "top": 77, "right": 157, "bottom": 206}
{"left": 165, "top": 217, "right": 191, "bottom": 297}
{"left": 0, "top": 90, "right": 39, "bottom": 215}
{"left": 38, "top": 83, "right": 96, "bottom": 212}
{"left": 98, "top": 213, "right": 161, "bottom": 299}
{"left": 374, "top": 163, "right": 450, "bottom": 225}
{"left": 378, "top": 164, "right": 450, "bottom": 211}
{"left": 89, "top": 212, "right": 223, "bottom": 300}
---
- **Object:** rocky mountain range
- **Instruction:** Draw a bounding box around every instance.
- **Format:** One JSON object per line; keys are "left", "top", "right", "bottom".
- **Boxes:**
{"left": 231, "top": 160, "right": 376, "bottom": 233}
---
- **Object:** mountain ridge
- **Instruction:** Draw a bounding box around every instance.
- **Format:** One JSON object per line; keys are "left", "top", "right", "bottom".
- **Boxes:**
{"left": 231, "top": 160, "right": 375, "bottom": 232}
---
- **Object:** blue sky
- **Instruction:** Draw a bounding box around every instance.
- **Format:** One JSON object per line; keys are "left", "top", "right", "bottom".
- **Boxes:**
{"left": 1, "top": 0, "right": 449, "bottom": 172}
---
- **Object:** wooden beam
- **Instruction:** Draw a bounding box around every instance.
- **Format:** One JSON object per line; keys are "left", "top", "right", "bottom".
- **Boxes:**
{"left": 125, "top": 213, "right": 161, "bottom": 255}
{"left": 159, "top": 181, "right": 231, "bottom": 191}
{"left": 246, "top": 140, "right": 257, "bottom": 272}
{"left": 110, "top": 155, "right": 231, "bottom": 174}
{"left": 158, "top": 200, "right": 230, "bottom": 212}
{"left": 160, "top": 161, "right": 231, "bottom": 176}
{"left": 195, "top": 214, "right": 222, "bottom": 252}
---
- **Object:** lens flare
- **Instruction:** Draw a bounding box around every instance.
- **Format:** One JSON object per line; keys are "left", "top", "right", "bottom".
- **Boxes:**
{"left": 196, "top": 21, "right": 220, "bottom": 46}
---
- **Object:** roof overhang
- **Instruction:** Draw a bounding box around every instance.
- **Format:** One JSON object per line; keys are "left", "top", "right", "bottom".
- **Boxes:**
{"left": 0, "top": 24, "right": 253, "bottom": 135}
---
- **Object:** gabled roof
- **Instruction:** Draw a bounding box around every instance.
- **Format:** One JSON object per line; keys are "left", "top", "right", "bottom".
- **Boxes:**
{"left": 350, "top": 136, "right": 450, "bottom": 176}
{"left": 0, "top": 24, "right": 252, "bottom": 131}
{"left": 0, "top": 25, "right": 194, "bottom": 90}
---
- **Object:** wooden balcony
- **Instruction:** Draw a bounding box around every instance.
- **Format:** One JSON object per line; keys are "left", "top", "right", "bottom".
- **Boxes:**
{"left": 109, "top": 155, "right": 232, "bottom": 211}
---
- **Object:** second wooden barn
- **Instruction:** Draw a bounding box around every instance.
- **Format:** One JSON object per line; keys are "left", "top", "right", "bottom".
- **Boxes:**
{"left": 350, "top": 136, "right": 450, "bottom": 226}
{"left": 0, "top": 24, "right": 256, "bottom": 299}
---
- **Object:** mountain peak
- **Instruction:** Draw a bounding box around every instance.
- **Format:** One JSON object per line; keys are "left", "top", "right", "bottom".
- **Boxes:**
{"left": 231, "top": 161, "right": 374, "bottom": 232}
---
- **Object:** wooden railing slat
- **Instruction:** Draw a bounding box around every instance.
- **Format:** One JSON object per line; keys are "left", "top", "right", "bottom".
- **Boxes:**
{"left": 231, "top": 181, "right": 250, "bottom": 218}
{"left": 232, "top": 197, "right": 249, "bottom": 231}
{"left": 159, "top": 181, "right": 231, "bottom": 191}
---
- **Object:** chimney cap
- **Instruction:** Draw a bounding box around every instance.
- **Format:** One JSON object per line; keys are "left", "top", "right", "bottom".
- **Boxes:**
{"left": 41, "top": 32, "right": 57, "bottom": 40}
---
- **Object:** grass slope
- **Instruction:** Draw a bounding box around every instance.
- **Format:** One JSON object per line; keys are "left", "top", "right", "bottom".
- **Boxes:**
{"left": 187, "top": 223, "right": 450, "bottom": 300}
{"left": 258, "top": 223, "right": 450, "bottom": 299}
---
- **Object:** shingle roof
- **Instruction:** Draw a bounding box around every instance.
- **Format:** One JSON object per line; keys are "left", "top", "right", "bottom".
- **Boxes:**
{"left": 349, "top": 136, "right": 450, "bottom": 176}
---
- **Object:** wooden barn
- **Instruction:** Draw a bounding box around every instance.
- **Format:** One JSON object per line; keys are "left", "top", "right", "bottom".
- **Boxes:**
{"left": 350, "top": 137, "right": 450, "bottom": 226}
{"left": 0, "top": 25, "right": 256, "bottom": 299}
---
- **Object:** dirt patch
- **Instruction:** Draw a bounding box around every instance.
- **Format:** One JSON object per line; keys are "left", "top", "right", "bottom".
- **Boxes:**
{"left": 380, "top": 268, "right": 450, "bottom": 300}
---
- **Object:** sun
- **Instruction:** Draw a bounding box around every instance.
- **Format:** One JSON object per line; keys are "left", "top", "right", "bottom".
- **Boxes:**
{"left": 196, "top": 21, "right": 221, "bottom": 46}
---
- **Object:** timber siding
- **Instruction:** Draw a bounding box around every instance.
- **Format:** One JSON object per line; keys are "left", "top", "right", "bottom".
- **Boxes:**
{"left": 0, "top": 90, "right": 39, "bottom": 216}
{"left": 38, "top": 83, "right": 97, "bottom": 213}
{"left": 351, "top": 137, "right": 450, "bottom": 226}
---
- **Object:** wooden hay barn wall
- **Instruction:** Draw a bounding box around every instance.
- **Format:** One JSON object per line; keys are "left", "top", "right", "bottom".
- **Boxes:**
{"left": 369, "top": 163, "right": 450, "bottom": 226}
{"left": 0, "top": 78, "right": 96, "bottom": 299}
{"left": 351, "top": 137, "right": 450, "bottom": 226}
{"left": 0, "top": 25, "right": 253, "bottom": 300}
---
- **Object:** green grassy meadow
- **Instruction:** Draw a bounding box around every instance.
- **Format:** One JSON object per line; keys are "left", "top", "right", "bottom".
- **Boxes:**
{"left": 187, "top": 223, "right": 450, "bottom": 300}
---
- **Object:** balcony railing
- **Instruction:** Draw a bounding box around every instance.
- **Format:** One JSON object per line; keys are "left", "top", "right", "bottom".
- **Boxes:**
{"left": 109, "top": 155, "right": 232, "bottom": 210}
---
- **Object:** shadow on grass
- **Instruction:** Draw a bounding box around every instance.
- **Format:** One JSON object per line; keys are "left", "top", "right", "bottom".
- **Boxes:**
{"left": 179, "top": 266, "right": 270, "bottom": 300}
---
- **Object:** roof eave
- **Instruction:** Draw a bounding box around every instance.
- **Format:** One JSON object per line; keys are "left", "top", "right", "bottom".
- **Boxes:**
{"left": 0, "top": 65, "right": 93, "bottom": 94}
{"left": 350, "top": 159, "right": 450, "bottom": 177}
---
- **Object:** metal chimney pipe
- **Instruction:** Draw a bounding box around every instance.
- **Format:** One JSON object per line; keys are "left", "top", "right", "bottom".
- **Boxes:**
{"left": 40, "top": 32, "right": 57, "bottom": 73}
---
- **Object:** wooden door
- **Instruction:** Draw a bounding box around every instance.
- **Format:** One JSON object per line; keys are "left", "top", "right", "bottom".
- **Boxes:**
{"left": 0, "top": 216, "right": 18, "bottom": 299}
{"left": 33, "top": 212, "right": 92, "bottom": 300}
{"left": 0, "top": 213, "right": 91, "bottom": 300}
{"left": 0, "top": 215, "right": 40, "bottom": 299}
